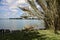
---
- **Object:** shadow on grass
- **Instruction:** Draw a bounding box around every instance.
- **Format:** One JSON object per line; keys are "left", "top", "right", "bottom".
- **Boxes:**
{"left": 0, "top": 30, "right": 47, "bottom": 40}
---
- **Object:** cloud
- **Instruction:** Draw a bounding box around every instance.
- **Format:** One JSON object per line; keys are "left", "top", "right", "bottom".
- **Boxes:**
{"left": 0, "top": 0, "right": 24, "bottom": 18}
{"left": 16, "top": 0, "right": 27, "bottom": 4}
{"left": 0, "top": 0, "right": 29, "bottom": 18}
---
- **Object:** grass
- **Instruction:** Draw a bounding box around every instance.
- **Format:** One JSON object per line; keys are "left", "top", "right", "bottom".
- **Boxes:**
{"left": 0, "top": 30, "right": 60, "bottom": 40}
{"left": 38, "top": 30, "right": 60, "bottom": 40}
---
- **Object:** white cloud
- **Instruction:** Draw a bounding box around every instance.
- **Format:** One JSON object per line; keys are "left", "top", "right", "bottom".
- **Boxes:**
{"left": 16, "top": 0, "right": 27, "bottom": 4}
{"left": 4, "top": 13, "right": 10, "bottom": 17}
{"left": 0, "top": 0, "right": 26, "bottom": 18}
{"left": 6, "top": 0, "right": 13, "bottom": 3}
{"left": 9, "top": 5, "right": 17, "bottom": 10}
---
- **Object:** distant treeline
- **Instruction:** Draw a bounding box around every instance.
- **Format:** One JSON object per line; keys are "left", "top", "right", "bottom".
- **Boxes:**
{"left": 9, "top": 18, "right": 40, "bottom": 20}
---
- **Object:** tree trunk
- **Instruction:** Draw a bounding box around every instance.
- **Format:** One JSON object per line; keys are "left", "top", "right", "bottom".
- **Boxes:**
{"left": 56, "top": 0, "right": 60, "bottom": 30}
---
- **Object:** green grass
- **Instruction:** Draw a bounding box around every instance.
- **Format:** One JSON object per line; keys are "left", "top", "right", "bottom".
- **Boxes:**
{"left": 0, "top": 30, "right": 60, "bottom": 40}
{"left": 38, "top": 30, "right": 60, "bottom": 40}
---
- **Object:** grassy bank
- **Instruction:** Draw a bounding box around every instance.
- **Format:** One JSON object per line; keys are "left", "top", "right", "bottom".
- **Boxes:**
{"left": 38, "top": 30, "right": 60, "bottom": 40}
{"left": 0, "top": 30, "right": 60, "bottom": 40}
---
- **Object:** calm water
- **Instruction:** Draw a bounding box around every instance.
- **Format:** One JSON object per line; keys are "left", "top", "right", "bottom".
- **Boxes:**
{"left": 0, "top": 19, "right": 45, "bottom": 30}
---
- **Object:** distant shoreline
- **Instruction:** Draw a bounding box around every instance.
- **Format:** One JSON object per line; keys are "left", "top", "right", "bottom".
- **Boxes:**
{"left": 0, "top": 18, "right": 41, "bottom": 20}
{"left": 9, "top": 18, "right": 40, "bottom": 20}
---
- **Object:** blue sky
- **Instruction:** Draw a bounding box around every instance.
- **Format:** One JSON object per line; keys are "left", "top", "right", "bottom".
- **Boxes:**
{"left": 0, "top": 0, "right": 25, "bottom": 18}
{"left": 0, "top": 0, "right": 45, "bottom": 18}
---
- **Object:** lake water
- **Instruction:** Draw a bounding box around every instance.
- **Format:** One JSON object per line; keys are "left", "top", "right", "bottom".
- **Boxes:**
{"left": 0, "top": 19, "right": 45, "bottom": 30}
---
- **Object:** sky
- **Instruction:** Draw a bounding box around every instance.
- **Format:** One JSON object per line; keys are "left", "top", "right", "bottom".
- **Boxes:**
{"left": 0, "top": 0, "right": 27, "bottom": 18}
{"left": 0, "top": 0, "right": 45, "bottom": 18}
